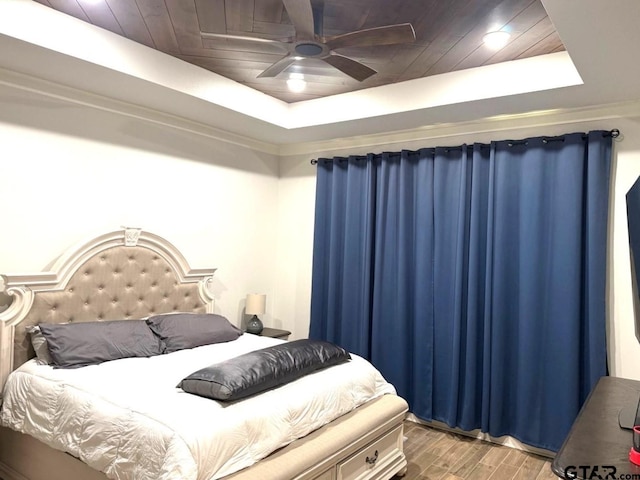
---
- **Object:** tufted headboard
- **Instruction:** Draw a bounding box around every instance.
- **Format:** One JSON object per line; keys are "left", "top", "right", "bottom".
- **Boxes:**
{"left": 0, "top": 228, "right": 216, "bottom": 394}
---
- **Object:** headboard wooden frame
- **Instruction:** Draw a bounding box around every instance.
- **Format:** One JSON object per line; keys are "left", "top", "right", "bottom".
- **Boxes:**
{"left": 0, "top": 228, "right": 216, "bottom": 396}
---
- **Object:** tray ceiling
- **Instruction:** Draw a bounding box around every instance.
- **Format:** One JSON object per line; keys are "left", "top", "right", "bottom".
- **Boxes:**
{"left": 32, "top": 0, "right": 565, "bottom": 103}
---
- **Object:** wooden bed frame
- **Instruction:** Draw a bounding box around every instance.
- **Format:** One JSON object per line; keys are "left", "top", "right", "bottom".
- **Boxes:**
{"left": 0, "top": 228, "right": 408, "bottom": 480}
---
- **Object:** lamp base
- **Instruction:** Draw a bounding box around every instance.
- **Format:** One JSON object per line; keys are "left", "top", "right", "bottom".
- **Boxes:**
{"left": 246, "top": 315, "right": 264, "bottom": 334}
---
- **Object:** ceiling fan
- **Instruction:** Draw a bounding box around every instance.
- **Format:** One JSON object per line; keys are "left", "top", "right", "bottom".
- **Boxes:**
{"left": 200, "top": 0, "right": 416, "bottom": 82}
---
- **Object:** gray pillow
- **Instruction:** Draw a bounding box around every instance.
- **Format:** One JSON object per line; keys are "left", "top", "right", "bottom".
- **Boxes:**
{"left": 25, "top": 325, "right": 53, "bottom": 365}
{"left": 39, "top": 320, "right": 163, "bottom": 368}
{"left": 146, "top": 313, "right": 242, "bottom": 353}
{"left": 178, "top": 339, "right": 351, "bottom": 401}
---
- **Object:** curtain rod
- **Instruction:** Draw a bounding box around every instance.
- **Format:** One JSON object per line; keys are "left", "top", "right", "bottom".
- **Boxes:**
{"left": 310, "top": 129, "right": 620, "bottom": 165}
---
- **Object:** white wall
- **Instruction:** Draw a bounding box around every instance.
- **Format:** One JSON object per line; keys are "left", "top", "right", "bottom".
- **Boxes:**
{"left": 3, "top": 73, "right": 640, "bottom": 380}
{"left": 0, "top": 82, "right": 281, "bottom": 331}
{"left": 274, "top": 159, "right": 317, "bottom": 340}
{"left": 276, "top": 107, "right": 640, "bottom": 379}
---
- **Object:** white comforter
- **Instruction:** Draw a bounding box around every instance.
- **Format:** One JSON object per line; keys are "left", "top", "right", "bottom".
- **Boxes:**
{"left": 1, "top": 334, "right": 395, "bottom": 480}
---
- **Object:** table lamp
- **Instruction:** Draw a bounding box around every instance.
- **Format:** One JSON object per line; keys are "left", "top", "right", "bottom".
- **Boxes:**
{"left": 245, "top": 293, "right": 266, "bottom": 334}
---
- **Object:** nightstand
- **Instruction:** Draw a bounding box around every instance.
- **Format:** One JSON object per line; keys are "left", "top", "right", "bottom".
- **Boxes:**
{"left": 253, "top": 327, "right": 291, "bottom": 340}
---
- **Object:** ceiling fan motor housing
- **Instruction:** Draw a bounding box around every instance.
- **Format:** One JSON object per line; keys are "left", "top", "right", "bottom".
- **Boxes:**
{"left": 294, "top": 42, "right": 327, "bottom": 57}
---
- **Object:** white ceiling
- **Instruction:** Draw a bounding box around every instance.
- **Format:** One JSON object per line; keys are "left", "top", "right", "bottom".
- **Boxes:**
{"left": 0, "top": 0, "right": 639, "bottom": 149}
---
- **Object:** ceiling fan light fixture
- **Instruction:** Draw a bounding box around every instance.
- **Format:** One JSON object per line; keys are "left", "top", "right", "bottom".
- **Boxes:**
{"left": 287, "top": 73, "right": 306, "bottom": 93}
{"left": 483, "top": 30, "right": 510, "bottom": 49}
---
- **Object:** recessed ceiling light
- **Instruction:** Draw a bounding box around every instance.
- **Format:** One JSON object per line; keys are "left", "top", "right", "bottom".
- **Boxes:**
{"left": 483, "top": 31, "right": 510, "bottom": 49}
{"left": 287, "top": 73, "right": 306, "bottom": 93}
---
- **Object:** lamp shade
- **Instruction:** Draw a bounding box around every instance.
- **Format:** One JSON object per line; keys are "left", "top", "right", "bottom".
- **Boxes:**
{"left": 245, "top": 294, "right": 266, "bottom": 315}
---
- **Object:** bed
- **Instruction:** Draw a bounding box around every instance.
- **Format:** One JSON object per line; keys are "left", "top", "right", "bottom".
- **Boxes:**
{"left": 0, "top": 228, "right": 408, "bottom": 480}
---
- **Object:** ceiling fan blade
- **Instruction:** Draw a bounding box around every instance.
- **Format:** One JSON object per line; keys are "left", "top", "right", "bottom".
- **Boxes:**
{"left": 311, "top": 0, "right": 324, "bottom": 37}
{"left": 257, "top": 55, "right": 298, "bottom": 78}
{"left": 322, "top": 54, "right": 377, "bottom": 82}
{"left": 283, "top": 0, "right": 316, "bottom": 39}
{"left": 200, "top": 32, "right": 292, "bottom": 46}
{"left": 325, "top": 23, "right": 416, "bottom": 50}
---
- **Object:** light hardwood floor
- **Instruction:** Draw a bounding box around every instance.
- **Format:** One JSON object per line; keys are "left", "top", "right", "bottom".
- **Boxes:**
{"left": 395, "top": 420, "right": 560, "bottom": 480}
{"left": 0, "top": 422, "right": 559, "bottom": 480}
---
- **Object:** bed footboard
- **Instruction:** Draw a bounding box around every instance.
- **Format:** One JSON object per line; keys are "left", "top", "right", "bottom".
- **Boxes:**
{"left": 0, "top": 395, "right": 408, "bottom": 480}
{"left": 227, "top": 394, "right": 408, "bottom": 480}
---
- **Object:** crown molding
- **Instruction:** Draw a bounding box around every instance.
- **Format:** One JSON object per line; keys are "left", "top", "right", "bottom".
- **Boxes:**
{"left": 2, "top": 65, "right": 638, "bottom": 162}
{"left": 0, "top": 67, "right": 280, "bottom": 156}
{"left": 277, "top": 100, "right": 640, "bottom": 158}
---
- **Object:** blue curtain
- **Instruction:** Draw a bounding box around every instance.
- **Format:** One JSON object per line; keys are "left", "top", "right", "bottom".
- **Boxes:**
{"left": 309, "top": 131, "right": 613, "bottom": 451}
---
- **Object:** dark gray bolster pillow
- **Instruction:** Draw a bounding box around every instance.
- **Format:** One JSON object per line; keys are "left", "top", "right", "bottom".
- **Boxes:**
{"left": 178, "top": 339, "right": 351, "bottom": 401}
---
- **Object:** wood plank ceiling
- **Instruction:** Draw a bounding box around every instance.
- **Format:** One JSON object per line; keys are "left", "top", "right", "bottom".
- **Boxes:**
{"left": 33, "top": 0, "right": 565, "bottom": 103}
